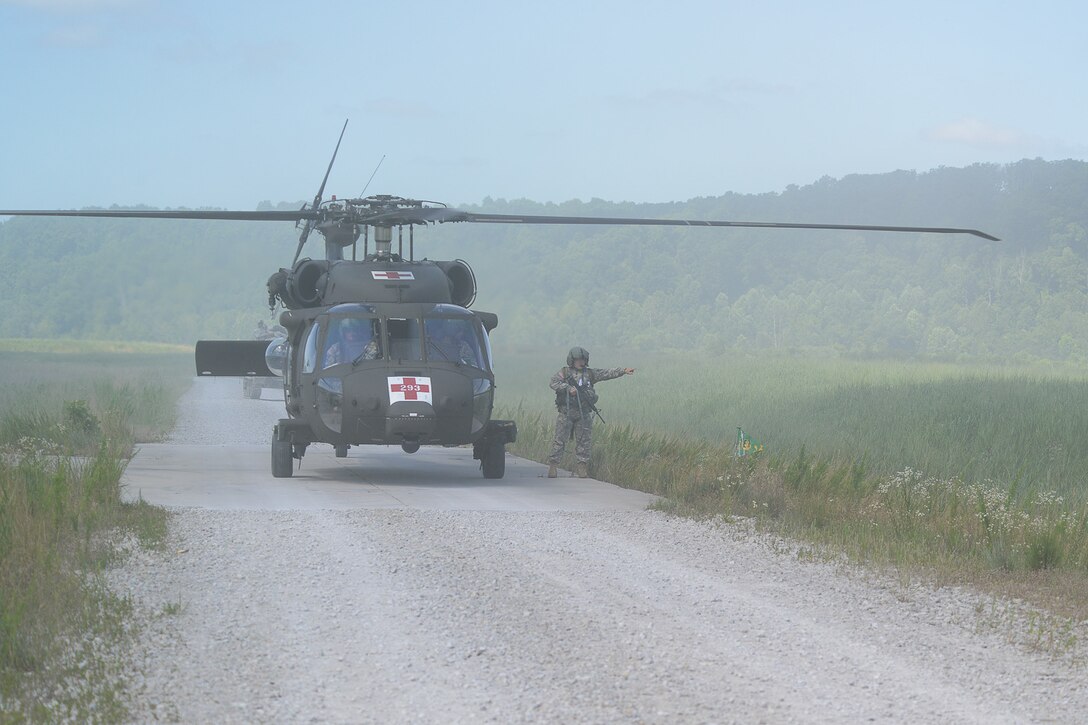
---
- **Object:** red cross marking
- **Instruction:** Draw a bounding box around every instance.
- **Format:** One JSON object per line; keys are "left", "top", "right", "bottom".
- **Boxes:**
{"left": 390, "top": 377, "right": 431, "bottom": 400}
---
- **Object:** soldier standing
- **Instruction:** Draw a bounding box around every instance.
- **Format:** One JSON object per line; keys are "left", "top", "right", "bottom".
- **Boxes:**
{"left": 546, "top": 346, "right": 634, "bottom": 478}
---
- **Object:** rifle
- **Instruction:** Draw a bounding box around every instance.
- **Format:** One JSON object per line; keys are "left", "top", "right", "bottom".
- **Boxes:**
{"left": 579, "top": 390, "right": 606, "bottom": 425}
{"left": 562, "top": 370, "right": 606, "bottom": 426}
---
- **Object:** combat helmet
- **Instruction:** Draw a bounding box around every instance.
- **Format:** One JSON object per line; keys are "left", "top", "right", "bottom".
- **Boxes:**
{"left": 566, "top": 346, "right": 590, "bottom": 366}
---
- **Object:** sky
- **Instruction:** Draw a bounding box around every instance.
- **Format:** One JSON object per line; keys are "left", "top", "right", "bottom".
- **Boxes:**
{"left": 1, "top": 0, "right": 1087, "bottom": 211}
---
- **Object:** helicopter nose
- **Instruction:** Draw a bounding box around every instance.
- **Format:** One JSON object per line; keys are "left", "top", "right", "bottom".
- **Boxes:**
{"left": 386, "top": 400, "right": 437, "bottom": 440}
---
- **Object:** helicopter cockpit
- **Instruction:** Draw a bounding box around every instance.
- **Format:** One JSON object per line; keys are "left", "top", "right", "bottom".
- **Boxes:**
{"left": 299, "top": 303, "right": 492, "bottom": 372}
{"left": 293, "top": 302, "right": 496, "bottom": 441}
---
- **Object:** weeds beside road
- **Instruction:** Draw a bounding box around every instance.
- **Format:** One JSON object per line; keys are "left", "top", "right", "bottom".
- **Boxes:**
{"left": 0, "top": 342, "right": 190, "bottom": 722}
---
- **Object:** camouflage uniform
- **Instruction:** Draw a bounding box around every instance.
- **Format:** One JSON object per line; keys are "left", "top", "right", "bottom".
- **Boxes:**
{"left": 324, "top": 338, "right": 380, "bottom": 366}
{"left": 324, "top": 319, "right": 381, "bottom": 366}
{"left": 546, "top": 364, "right": 627, "bottom": 467}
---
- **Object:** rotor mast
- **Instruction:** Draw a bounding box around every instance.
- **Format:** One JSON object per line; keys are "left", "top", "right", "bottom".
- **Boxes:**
{"left": 373, "top": 225, "right": 394, "bottom": 259}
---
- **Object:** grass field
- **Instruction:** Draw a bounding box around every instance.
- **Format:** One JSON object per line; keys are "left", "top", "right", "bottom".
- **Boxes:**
{"left": 0, "top": 341, "right": 192, "bottom": 721}
{"left": 495, "top": 350, "right": 1088, "bottom": 498}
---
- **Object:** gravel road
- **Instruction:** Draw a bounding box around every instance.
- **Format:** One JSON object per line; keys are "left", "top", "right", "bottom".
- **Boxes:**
{"left": 111, "top": 379, "right": 1088, "bottom": 723}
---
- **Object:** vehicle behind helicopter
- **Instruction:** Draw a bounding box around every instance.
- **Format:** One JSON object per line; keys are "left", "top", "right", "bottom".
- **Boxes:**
{"left": 243, "top": 320, "right": 287, "bottom": 399}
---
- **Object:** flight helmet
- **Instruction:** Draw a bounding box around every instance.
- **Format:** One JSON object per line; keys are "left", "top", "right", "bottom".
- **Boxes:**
{"left": 567, "top": 346, "right": 589, "bottom": 367}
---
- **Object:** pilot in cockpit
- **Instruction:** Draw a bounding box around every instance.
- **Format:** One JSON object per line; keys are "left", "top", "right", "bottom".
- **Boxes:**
{"left": 324, "top": 319, "right": 381, "bottom": 366}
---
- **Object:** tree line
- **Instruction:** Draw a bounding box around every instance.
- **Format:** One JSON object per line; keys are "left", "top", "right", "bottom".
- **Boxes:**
{"left": 2, "top": 159, "right": 1085, "bottom": 363}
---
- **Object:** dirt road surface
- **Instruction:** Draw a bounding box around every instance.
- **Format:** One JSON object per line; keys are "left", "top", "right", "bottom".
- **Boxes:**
{"left": 112, "top": 379, "right": 1087, "bottom": 723}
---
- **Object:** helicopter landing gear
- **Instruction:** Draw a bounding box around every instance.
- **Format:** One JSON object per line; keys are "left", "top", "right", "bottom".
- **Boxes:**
{"left": 473, "top": 419, "right": 517, "bottom": 480}
{"left": 334, "top": 443, "right": 348, "bottom": 458}
{"left": 272, "top": 420, "right": 312, "bottom": 478}
{"left": 480, "top": 442, "right": 506, "bottom": 479}
{"left": 272, "top": 435, "right": 293, "bottom": 478}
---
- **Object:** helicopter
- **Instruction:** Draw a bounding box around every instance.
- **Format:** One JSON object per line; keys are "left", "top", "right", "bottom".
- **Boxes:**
{"left": 0, "top": 121, "right": 999, "bottom": 479}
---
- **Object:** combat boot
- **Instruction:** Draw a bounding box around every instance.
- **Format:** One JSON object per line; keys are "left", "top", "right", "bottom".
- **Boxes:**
{"left": 576, "top": 462, "right": 589, "bottom": 478}
{"left": 547, "top": 464, "right": 557, "bottom": 478}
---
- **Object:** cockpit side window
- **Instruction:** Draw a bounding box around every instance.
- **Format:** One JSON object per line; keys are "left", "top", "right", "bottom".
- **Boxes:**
{"left": 302, "top": 321, "right": 321, "bottom": 374}
{"left": 480, "top": 325, "right": 494, "bottom": 371}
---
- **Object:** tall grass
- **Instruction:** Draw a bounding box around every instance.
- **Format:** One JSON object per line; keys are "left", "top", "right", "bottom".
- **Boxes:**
{"left": 496, "top": 351, "right": 1088, "bottom": 499}
{"left": 0, "top": 346, "right": 191, "bottom": 451}
{"left": 0, "top": 345, "right": 191, "bottom": 721}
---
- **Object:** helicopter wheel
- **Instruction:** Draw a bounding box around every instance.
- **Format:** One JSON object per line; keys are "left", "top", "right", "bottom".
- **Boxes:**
{"left": 272, "top": 435, "right": 294, "bottom": 478}
{"left": 334, "top": 443, "right": 348, "bottom": 458}
{"left": 480, "top": 442, "right": 506, "bottom": 479}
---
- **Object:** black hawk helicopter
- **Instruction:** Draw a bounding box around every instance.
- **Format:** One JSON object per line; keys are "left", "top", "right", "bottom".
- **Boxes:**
{"left": 0, "top": 122, "right": 998, "bottom": 479}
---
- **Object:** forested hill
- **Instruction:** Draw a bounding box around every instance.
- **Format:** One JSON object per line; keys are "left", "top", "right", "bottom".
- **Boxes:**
{"left": 2, "top": 158, "right": 1086, "bottom": 363}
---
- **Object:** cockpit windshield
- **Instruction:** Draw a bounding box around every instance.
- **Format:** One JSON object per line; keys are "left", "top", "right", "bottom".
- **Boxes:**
{"left": 309, "top": 305, "right": 490, "bottom": 370}
{"left": 423, "top": 315, "right": 487, "bottom": 369}
{"left": 386, "top": 318, "right": 422, "bottom": 361}
{"left": 323, "top": 316, "right": 382, "bottom": 368}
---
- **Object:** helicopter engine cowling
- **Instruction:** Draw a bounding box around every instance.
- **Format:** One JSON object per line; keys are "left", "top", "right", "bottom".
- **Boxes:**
{"left": 270, "top": 258, "right": 479, "bottom": 309}
{"left": 269, "top": 259, "right": 332, "bottom": 309}
{"left": 286, "top": 259, "right": 329, "bottom": 308}
{"left": 318, "top": 260, "right": 471, "bottom": 306}
{"left": 436, "top": 259, "right": 477, "bottom": 308}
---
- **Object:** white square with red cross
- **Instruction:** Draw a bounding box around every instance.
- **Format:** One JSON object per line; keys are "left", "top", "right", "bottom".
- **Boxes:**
{"left": 388, "top": 376, "right": 432, "bottom": 404}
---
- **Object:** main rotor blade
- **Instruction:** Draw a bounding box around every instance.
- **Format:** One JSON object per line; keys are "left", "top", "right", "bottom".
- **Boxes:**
{"left": 446, "top": 211, "right": 1001, "bottom": 241}
{"left": 315, "top": 119, "right": 349, "bottom": 209}
{"left": 1, "top": 205, "right": 1000, "bottom": 241}
{"left": 0, "top": 209, "right": 317, "bottom": 221}
{"left": 294, "top": 118, "right": 350, "bottom": 264}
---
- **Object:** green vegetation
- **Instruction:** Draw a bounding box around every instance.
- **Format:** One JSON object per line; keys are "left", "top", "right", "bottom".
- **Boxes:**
{"left": 0, "top": 344, "right": 193, "bottom": 452}
{"left": 498, "top": 352, "right": 1088, "bottom": 496}
{"left": 0, "top": 347, "right": 190, "bottom": 722}
{"left": 498, "top": 351, "right": 1088, "bottom": 618}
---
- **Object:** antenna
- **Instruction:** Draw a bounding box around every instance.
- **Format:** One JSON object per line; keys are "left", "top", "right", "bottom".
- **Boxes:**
{"left": 360, "top": 155, "right": 386, "bottom": 198}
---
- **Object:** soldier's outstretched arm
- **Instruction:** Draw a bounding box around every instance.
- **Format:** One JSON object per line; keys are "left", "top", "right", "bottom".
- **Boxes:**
{"left": 592, "top": 367, "right": 635, "bottom": 381}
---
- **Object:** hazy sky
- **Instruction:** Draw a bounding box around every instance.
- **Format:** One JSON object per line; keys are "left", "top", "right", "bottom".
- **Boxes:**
{"left": 2, "top": 0, "right": 1086, "bottom": 211}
